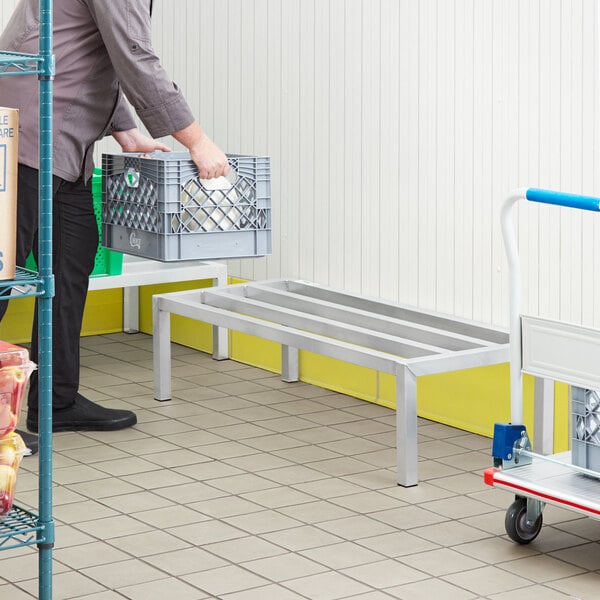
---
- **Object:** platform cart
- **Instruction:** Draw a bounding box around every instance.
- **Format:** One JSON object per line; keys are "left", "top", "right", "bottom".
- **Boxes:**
{"left": 485, "top": 188, "right": 600, "bottom": 544}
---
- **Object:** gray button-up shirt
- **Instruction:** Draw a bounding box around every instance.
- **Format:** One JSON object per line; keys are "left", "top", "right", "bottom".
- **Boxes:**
{"left": 0, "top": 0, "right": 195, "bottom": 182}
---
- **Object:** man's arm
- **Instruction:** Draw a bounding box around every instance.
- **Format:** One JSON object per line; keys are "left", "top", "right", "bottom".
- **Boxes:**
{"left": 87, "top": 0, "right": 228, "bottom": 178}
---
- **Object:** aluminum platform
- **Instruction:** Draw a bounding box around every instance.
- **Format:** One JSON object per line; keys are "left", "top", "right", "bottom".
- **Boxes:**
{"left": 153, "top": 279, "right": 511, "bottom": 486}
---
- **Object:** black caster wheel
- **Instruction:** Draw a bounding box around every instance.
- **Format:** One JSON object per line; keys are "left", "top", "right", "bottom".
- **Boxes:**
{"left": 505, "top": 497, "right": 542, "bottom": 544}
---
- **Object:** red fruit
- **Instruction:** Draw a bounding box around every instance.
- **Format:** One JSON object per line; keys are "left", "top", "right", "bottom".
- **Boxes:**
{"left": 0, "top": 464, "right": 15, "bottom": 514}
{"left": 0, "top": 491, "right": 13, "bottom": 515}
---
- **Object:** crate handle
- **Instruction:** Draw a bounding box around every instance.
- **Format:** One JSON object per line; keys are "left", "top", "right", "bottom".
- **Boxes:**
{"left": 526, "top": 188, "right": 600, "bottom": 212}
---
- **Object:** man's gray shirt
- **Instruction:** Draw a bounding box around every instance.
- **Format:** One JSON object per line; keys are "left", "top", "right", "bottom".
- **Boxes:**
{"left": 0, "top": 0, "right": 195, "bottom": 181}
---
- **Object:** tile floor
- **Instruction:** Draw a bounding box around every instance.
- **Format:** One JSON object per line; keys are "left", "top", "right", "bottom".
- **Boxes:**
{"left": 1, "top": 332, "right": 600, "bottom": 599}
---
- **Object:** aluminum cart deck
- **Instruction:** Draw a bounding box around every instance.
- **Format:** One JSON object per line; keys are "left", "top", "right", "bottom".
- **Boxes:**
{"left": 486, "top": 188, "right": 600, "bottom": 544}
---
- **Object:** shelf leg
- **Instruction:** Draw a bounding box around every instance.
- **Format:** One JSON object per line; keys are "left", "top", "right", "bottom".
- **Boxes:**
{"left": 533, "top": 377, "right": 555, "bottom": 455}
{"left": 123, "top": 286, "right": 140, "bottom": 333}
{"left": 153, "top": 296, "right": 172, "bottom": 401}
{"left": 281, "top": 346, "right": 299, "bottom": 382}
{"left": 396, "top": 364, "right": 418, "bottom": 487}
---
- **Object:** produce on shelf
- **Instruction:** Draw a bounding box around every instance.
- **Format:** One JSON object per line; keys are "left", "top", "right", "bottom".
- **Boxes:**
{"left": 0, "top": 341, "right": 36, "bottom": 437}
{"left": 0, "top": 432, "right": 29, "bottom": 515}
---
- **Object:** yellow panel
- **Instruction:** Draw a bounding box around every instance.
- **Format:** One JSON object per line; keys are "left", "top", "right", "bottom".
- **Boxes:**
{"left": 81, "top": 289, "right": 123, "bottom": 336}
{"left": 554, "top": 382, "right": 570, "bottom": 453}
{"left": 299, "top": 352, "right": 377, "bottom": 401}
{"left": 0, "top": 296, "right": 35, "bottom": 344}
{"left": 0, "top": 289, "right": 123, "bottom": 343}
{"left": 230, "top": 331, "right": 280, "bottom": 373}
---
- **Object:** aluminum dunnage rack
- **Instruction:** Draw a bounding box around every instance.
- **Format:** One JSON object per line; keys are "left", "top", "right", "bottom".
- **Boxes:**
{"left": 153, "top": 279, "right": 511, "bottom": 487}
{"left": 486, "top": 188, "right": 600, "bottom": 544}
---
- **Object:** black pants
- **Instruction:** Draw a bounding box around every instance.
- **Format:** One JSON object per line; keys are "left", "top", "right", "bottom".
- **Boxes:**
{"left": 0, "top": 165, "right": 98, "bottom": 410}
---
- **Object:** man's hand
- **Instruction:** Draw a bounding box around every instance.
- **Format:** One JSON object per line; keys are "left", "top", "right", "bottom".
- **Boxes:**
{"left": 172, "top": 121, "right": 229, "bottom": 179}
{"left": 112, "top": 128, "right": 171, "bottom": 153}
{"left": 189, "top": 134, "right": 230, "bottom": 180}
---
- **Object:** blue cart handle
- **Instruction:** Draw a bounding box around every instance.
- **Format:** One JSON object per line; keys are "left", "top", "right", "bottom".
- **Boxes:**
{"left": 526, "top": 188, "right": 600, "bottom": 211}
{"left": 502, "top": 186, "right": 600, "bottom": 425}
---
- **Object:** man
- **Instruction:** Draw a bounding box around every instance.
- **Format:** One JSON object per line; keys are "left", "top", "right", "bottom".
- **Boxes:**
{"left": 0, "top": 0, "right": 229, "bottom": 449}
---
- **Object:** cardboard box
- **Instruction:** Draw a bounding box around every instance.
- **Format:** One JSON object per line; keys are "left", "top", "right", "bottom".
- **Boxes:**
{"left": 0, "top": 107, "right": 18, "bottom": 280}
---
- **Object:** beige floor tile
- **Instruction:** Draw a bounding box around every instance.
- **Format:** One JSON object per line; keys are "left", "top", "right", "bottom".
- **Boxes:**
{"left": 341, "top": 558, "right": 428, "bottom": 588}
{"left": 454, "top": 537, "right": 540, "bottom": 564}
{"left": 121, "top": 467, "right": 195, "bottom": 490}
{"left": 108, "top": 529, "right": 190, "bottom": 557}
{"left": 370, "top": 505, "right": 448, "bottom": 529}
{"left": 75, "top": 514, "right": 153, "bottom": 539}
{"left": 131, "top": 504, "right": 209, "bottom": 528}
{"left": 241, "top": 434, "right": 308, "bottom": 452}
{"left": 417, "top": 460, "right": 464, "bottom": 480}
{"left": 242, "top": 552, "right": 328, "bottom": 581}
{"left": 399, "top": 547, "right": 486, "bottom": 576}
{"left": 52, "top": 464, "right": 109, "bottom": 486}
{"left": 53, "top": 541, "right": 131, "bottom": 569}
{"left": 385, "top": 577, "right": 478, "bottom": 599}
{"left": 220, "top": 584, "right": 308, "bottom": 599}
{"left": 81, "top": 558, "right": 168, "bottom": 589}
{"left": 355, "top": 448, "right": 397, "bottom": 468}
{"left": 167, "top": 519, "right": 247, "bottom": 545}
{"left": 142, "top": 547, "right": 228, "bottom": 575}
{"left": 241, "top": 486, "right": 317, "bottom": 509}
{"left": 224, "top": 509, "right": 305, "bottom": 534}
{"left": 185, "top": 412, "right": 244, "bottom": 429}
{"left": 258, "top": 464, "right": 330, "bottom": 485}
{"left": 380, "top": 481, "right": 456, "bottom": 504}
{"left": 65, "top": 477, "right": 141, "bottom": 500}
{"left": 188, "top": 495, "right": 264, "bottom": 518}
{"left": 357, "top": 530, "right": 440, "bottom": 557}
{"left": 207, "top": 472, "right": 280, "bottom": 494}
{"left": 487, "top": 585, "right": 578, "bottom": 599}
{"left": 288, "top": 426, "right": 354, "bottom": 444}
{"left": 278, "top": 500, "right": 356, "bottom": 524}
{"left": 52, "top": 500, "right": 119, "bottom": 524}
{"left": 498, "top": 553, "right": 584, "bottom": 583}
{"left": 283, "top": 570, "right": 373, "bottom": 599}
{"left": 317, "top": 515, "right": 397, "bottom": 540}
{"left": 21, "top": 569, "right": 107, "bottom": 598}
{"left": 92, "top": 456, "right": 158, "bottom": 477}
{"left": 436, "top": 450, "right": 492, "bottom": 471}
{"left": 0, "top": 583, "right": 37, "bottom": 599}
{"left": 225, "top": 452, "right": 296, "bottom": 471}
{"left": 420, "top": 495, "right": 498, "bottom": 519}
{"left": 292, "top": 477, "right": 367, "bottom": 499}
{"left": 118, "top": 577, "right": 208, "bottom": 600}
{"left": 273, "top": 445, "right": 344, "bottom": 463}
{"left": 300, "top": 541, "right": 387, "bottom": 569}
{"left": 330, "top": 491, "right": 406, "bottom": 513}
{"left": 548, "top": 542, "right": 600, "bottom": 570}
{"left": 205, "top": 536, "right": 287, "bottom": 562}
{"left": 152, "top": 480, "right": 228, "bottom": 504}
{"left": 262, "top": 525, "right": 345, "bottom": 551}
{"left": 182, "top": 564, "right": 271, "bottom": 596}
{"left": 443, "top": 565, "right": 532, "bottom": 596}
{"left": 410, "top": 519, "right": 492, "bottom": 546}
{"left": 342, "top": 468, "right": 400, "bottom": 490}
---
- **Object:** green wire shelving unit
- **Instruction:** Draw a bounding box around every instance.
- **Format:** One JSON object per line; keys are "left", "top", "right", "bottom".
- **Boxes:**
{"left": 0, "top": 1, "right": 55, "bottom": 598}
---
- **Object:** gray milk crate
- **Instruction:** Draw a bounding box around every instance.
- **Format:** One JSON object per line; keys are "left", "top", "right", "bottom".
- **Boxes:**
{"left": 101, "top": 151, "right": 271, "bottom": 261}
{"left": 572, "top": 386, "right": 600, "bottom": 473}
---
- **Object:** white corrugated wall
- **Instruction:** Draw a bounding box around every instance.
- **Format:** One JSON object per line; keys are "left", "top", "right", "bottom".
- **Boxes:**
{"left": 2, "top": 0, "right": 599, "bottom": 329}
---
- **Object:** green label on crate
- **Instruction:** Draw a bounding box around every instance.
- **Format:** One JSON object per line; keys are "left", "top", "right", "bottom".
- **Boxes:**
{"left": 126, "top": 168, "right": 140, "bottom": 188}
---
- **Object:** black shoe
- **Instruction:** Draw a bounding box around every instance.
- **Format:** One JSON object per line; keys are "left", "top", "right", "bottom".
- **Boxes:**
{"left": 26, "top": 393, "right": 137, "bottom": 433}
{"left": 15, "top": 429, "right": 39, "bottom": 455}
